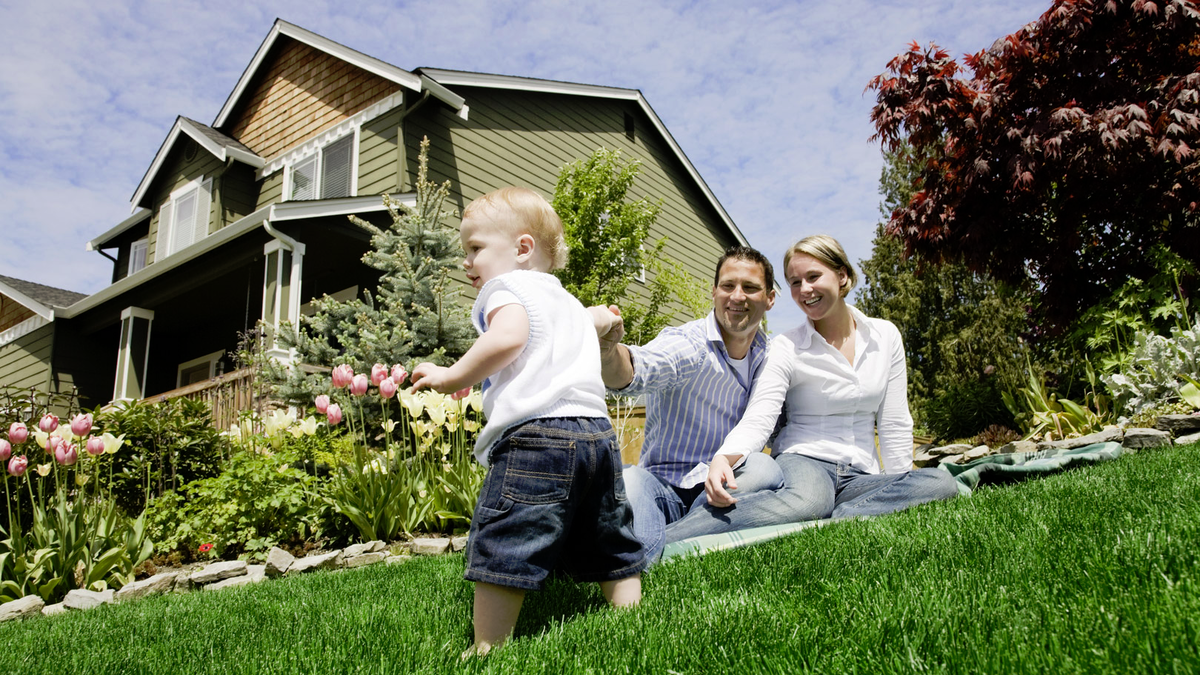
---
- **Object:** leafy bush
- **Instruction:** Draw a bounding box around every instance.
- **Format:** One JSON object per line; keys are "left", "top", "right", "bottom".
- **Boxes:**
{"left": 1003, "top": 361, "right": 1111, "bottom": 441}
{"left": 1102, "top": 317, "right": 1200, "bottom": 422}
{"left": 922, "top": 378, "right": 1016, "bottom": 442}
{"left": 973, "top": 424, "right": 1021, "bottom": 449}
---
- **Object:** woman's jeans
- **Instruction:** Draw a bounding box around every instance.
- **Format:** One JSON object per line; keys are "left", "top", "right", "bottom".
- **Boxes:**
{"left": 663, "top": 453, "right": 960, "bottom": 546}
{"left": 623, "top": 452, "right": 785, "bottom": 564}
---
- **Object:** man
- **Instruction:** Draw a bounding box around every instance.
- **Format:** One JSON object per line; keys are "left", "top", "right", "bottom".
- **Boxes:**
{"left": 596, "top": 246, "right": 783, "bottom": 562}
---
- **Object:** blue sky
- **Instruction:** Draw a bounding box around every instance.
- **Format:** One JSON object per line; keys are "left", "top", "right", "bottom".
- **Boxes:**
{"left": 0, "top": 0, "right": 1050, "bottom": 331}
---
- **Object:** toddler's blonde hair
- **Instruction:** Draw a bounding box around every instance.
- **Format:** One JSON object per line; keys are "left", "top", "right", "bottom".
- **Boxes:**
{"left": 463, "top": 187, "right": 568, "bottom": 270}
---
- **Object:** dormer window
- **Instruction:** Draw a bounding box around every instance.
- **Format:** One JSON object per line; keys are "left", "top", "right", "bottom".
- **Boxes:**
{"left": 287, "top": 133, "right": 355, "bottom": 201}
{"left": 157, "top": 177, "right": 212, "bottom": 259}
{"left": 128, "top": 238, "right": 148, "bottom": 276}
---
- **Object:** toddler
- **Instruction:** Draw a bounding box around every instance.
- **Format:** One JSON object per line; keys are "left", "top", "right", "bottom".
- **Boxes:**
{"left": 410, "top": 186, "right": 645, "bottom": 657}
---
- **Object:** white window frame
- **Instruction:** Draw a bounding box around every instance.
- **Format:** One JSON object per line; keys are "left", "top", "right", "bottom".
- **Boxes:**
{"left": 176, "top": 350, "right": 226, "bottom": 389}
{"left": 282, "top": 126, "right": 360, "bottom": 202}
{"left": 128, "top": 238, "right": 148, "bottom": 276}
{"left": 156, "top": 176, "right": 212, "bottom": 260}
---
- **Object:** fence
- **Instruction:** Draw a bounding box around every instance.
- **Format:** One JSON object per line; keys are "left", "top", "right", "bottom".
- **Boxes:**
{"left": 146, "top": 368, "right": 261, "bottom": 432}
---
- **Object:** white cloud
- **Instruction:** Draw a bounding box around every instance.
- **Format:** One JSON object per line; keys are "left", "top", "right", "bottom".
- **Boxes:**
{"left": 0, "top": 0, "right": 1049, "bottom": 331}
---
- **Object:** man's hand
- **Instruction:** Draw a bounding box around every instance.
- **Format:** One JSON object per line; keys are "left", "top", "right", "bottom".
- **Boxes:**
{"left": 589, "top": 304, "right": 625, "bottom": 357}
{"left": 705, "top": 454, "right": 741, "bottom": 508}
{"left": 410, "top": 362, "right": 454, "bottom": 394}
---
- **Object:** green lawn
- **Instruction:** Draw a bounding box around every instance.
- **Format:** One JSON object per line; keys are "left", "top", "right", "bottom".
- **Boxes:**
{"left": 3, "top": 443, "right": 1199, "bottom": 674}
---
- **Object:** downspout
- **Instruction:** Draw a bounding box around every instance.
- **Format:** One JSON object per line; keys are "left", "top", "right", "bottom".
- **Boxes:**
{"left": 262, "top": 218, "right": 301, "bottom": 252}
{"left": 396, "top": 90, "right": 431, "bottom": 192}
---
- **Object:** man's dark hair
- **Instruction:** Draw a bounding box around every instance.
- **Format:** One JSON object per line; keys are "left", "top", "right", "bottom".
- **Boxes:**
{"left": 713, "top": 245, "right": 774, "bottom": 289}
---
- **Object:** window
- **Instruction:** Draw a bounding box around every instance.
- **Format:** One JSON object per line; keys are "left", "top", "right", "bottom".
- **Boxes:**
{"left": 156, "top": 177, "right": 212, "bottom": 259}
{"left": 176, "top": 350, "right": 225, "bottom": 389}
{"left": 128, "top": 238, "right": 148, "bottom": 276}
{"left": 287, "top": 134, "right": 355, "bottom": 201}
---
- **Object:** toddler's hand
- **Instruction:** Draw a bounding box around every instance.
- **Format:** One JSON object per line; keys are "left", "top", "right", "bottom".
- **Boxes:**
{"left": 410, "top": 362, "right": 453, "bottom": 394}
{"left": 589, "top": 305, "right": 624, "bottom": 355}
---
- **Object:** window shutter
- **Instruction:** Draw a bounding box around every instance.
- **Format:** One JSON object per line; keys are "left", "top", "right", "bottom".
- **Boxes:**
{"left": 291, "top": 156, "right": 318, "bottom": 200}
{"left": 321, "top": 135, "right": 353, "bottom": 199}
{"left": 157, "top": 202, "right": 173, "bottom": 260}
{"left": 195, "top": 178, "right": 212, "bottom": 245}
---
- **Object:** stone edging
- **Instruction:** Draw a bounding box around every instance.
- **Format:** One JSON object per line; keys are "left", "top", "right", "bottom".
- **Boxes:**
{"left": 0, "top": 535, "right": 468, "bottom": 623}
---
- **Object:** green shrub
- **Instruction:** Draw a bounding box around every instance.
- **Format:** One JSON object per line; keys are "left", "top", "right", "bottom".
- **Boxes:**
{"left": 923, "top": 378, "right": 1017, "bottom": 442}
{"left": 1102, "top": 317, "right": 1200, "bottom": 421}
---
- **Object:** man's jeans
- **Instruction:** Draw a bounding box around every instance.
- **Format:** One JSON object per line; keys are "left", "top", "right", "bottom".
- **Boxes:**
{"left": 663, "top": 453, "right": 960, "bottom": 545}
{"left": 624, "top": 453, "right": 784, "bottom": 563}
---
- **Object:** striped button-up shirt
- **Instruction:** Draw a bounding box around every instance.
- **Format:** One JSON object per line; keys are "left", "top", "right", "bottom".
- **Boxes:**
{"left": 615, "top": 312, "right": 769, "bottom": 487}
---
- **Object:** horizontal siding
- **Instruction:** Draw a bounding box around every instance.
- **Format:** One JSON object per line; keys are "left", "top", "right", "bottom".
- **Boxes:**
{"left": 0, "top": 323, "right": 52, "bottom": 390}
{"left": 358, "top": 107, "right": 402, "bottom": 195}
{"left": 147, "top": 148, "right": 224, "bottom": 265}
{"left": 257, "top": 171, "right": 284, "bottom": 210}
{"left": 220, "top": 163, "right": 259, "bottom": 229}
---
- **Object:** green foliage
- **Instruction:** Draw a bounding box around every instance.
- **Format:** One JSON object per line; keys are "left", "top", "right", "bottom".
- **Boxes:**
{"left": 1124, "top": 399, "right": 1196, "bottom": 430}
{"left": 972, "top": 424, "right": 1021, "bottom": 449}
{"left": 1101, "top": 316, "right": 1200, "bottom": 421}
{"left": 552, "top": 147, "right": 707, "bottom": 345}
{"left": 265, "top": 137, "right": 475, "bottom": 409}
{"left": 922, "top": 377, "right": 1016, "bottom": 442}
{"left": 95, "top": 397, "right": 227, "bottom": 515}
{"left": 1003, "top": 359, "right": 1111, "bottom": 441}
{"left": 144, "top": 446, "right": 325, "bottom": 561}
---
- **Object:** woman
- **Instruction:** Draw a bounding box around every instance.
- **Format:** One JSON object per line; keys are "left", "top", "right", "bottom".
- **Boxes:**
{"left": 664, "top": 235, "right": 958, "bottom": 543}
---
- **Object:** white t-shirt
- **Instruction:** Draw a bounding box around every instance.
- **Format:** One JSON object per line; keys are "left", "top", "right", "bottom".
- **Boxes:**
{"left": 471, "top": 270, "right": 608, "bottom": 465}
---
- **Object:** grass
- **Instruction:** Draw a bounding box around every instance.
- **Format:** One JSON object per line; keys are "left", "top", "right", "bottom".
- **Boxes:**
{"left": 3, "top": 443, "right": 1200, "bottom": 674}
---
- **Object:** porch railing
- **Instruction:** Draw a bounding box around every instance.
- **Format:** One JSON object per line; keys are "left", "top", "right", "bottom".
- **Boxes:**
{"left": 146, "top": 368, "right": 261, "bottom": 432}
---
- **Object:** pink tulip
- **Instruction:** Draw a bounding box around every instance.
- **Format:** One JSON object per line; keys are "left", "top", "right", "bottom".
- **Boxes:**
{"left": 983, "top": 364, "right": 996, "bottom": 376}
{"left": 331, "top": 364, "right": 354, "bottom": 388}
{"left": 379, "top": 378, "right": 398, "bottom": 399}
{"left": 46, "top": 435, "right": 63, "bottom": 454}
{"left": 55, "top": 442, "right": 78, "bottom": 466}
{"left": 350, "top": 374, "right": 369, "bottom": 396}
{"left": 39, "top": 413, "right": 59, "bottom": 433}
{"left": 326, "top": 403, "right": 343, "bottom": 425}
{"left": 70, "top": 413, "right": 93, "bottom": 437}
{"left": 8, "top": 422, "right": 28, "bottom": 445}
{"left": 451, "top": 387, "right": 471, "bottom": 401}
{"left": 86, "top": 436, "right": 105, "bottom": 457}
{"left": 390, "top": 364, "right": 408, "bottom": 384}
{"left": 0, "top": 439, "right": 10, "bottom": 462}
{"left": 314, "top": 394, "right": 330, "bottom": 413}
{"left": 371, "top": 363, "right": 388, "bottom": 386}
{"left": 7, "top": 455, "right": 27, "bottom": 477}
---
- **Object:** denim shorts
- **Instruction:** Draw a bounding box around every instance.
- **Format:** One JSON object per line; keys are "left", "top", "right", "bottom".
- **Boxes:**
{"left": 464, "top": 417, "right": 647, "bottom": 590}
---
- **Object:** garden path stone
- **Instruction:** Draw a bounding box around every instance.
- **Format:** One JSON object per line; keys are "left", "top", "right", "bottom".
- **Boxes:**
{"left": 0, "top": 595, "right": 44, "bottom": 622}
{"left": 1043, "top": 426, "right": 1123, "bottom": 450}
{"left": 1123, "top": 428, "right": 1171, "bottom": 450}
{"left": 412, "top": 538, "right": 451, "bottom": 555}
{"left": 63, "top": 588, "right": 115, "bottom": 611}
{"left": 913, "top": 450, "right": 938, "bottom": 468}
{"left": 1175, "top": 431, "right": 1200, "bottom": 445}
{"left": 964, "top": 445, "right": 991, "bottom": 461}
{"left": 998, "top": 440, "right": 1037, "bottom": 454}
{"left": 929, "top": 444, "right": 971, "bottom": 457}
{"left": 265, "top": 547, "right": 295, "bottom": 578}
{"left": 1156, "top": 414, "right": 1200, "bottom": 435}
{"left": 937, "top": 454, "right": 964, "bottom": 466}
{"left": 343, "top": 552, "right": 388, "bottom": 569}
{"left": 287, "top": 550, "right": 343, "bottom": 575}
{"left": 173, "top": 573, "right": 194, "bottom": 594}
{"left": 116, "top": 572, "right": 179, "bottom": 602}
{"left": 206, "top": 565, "right": 267, "bottom": 590}
{"left": 41, "top": 603, "right": 67, "bottom": 617}
{"left": 344, "top": 541, "right": 386, "bottom": 557}
{"left": 191, "top": 561, "right": 248, "bottom": 584}
{"left": 451, "top": 536, "right": 469, "bottom": 552}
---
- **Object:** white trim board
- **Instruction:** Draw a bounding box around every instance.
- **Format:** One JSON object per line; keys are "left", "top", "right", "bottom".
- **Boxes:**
{"left": 0, "top": 280, "right": 54, "bottom": 321}
{"left": 87, "top": 209, "right": 151, "bottom": 251}
{"left": 0, "top": 315, "right": 50, "bottom": 347}
{"left": 129, "top": 117, "right": 265, "bottom": 212}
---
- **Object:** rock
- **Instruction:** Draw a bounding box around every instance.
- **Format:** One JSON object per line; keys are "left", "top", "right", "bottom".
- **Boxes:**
{"left": 190, "top": 561, "right": 248, "bottom": 585}
{"left": 1123, "top": 428, "right": 1171, "bottom": 450}
{"left": 173, "top": 573, "right": 194, "bottom": 594}
{"left": 450, "top": 536, "right": 469, "bottom": 553}
{"left": 411, "top": 538, "right": 451, "bottom": 556}
{"left": 998, "top": 440, "right": 1038, "bottom": 454}
{"left": 63, "top": 588, "right": 115, "bottom": 611}
{"left": 912, "top": 450, "right": 939, "bottom": 468}
{"left": 385, "top": 555, "right": 412, "bottom": 565}
{"left": 1044, "top": 426, "right": 1124, "bottom": 450}
{"left": 1175, "top": 431, "right": 1200, "bottom": 446}
{"left": 265, "top": 547, "right": 295, "bottom": 578}
{"left": 206, "top": 566, "right": 266, "bottom": 591}
{"left": 963, "top": 445, "right": 991, "bottom": 462}
{"left": 1155, "top": 414, "right": 1200, "bottom": 435}
{"left": 286, "top": 550, "right": 343, "bottom": 575}
{"left": 937, "top": 454, "right": 964, "bottom": 466}
{"left": 343, "top": 541, "right": 386, "bottom": 558}
{"left": 343, "top": 552, "right": 388, "bottom": 569}
{"left": 116, "top": 572, "right": 178, "bottom": 602}
{"left": 41, "top": 603, "right": 67, "bottom": 617}
{"left": 928, "top": 444, "right": 971, "bottom": 457}
{"left": 0, "top": 595, "right": 45, "bottom": 622}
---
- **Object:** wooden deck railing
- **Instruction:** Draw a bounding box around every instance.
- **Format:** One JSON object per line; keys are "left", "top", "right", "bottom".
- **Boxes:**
{"left": 146, "top": 368, "right": 262, "bottom": 432}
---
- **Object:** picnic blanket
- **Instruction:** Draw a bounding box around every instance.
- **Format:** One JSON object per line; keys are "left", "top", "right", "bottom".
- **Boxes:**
{"left": 659, "top": 442, "right": 1123, "bottom": 562}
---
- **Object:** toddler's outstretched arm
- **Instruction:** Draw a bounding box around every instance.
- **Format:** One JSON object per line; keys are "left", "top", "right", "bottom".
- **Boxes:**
{"left": 411, "top": 304, "right": 529, "bottom": 394}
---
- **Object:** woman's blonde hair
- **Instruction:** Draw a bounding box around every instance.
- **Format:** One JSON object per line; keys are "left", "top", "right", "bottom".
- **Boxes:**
{"left": 783, "top": 234, "right": 857, "bottom": 297}
{"left": 463, "top": 187, "right": 568, "bottom": 270}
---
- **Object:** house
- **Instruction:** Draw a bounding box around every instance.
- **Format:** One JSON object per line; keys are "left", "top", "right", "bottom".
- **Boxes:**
{"left": 0, "top": 276, "right": 88, "bottom": 403}
{"left": 2, "top": 19, "right": 751, "bottom": 410}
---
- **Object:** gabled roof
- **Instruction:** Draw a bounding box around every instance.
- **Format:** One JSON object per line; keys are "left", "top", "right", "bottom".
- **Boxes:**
{"left": 129, "top": 116, "right": 266, "bottom": 212}
{"left": 87, "top": 209, "right": 151, "bottom": 251}
{"left": 416, "top": 68, "right": 751, "bottom": 249}
{"left": 0, "top": 275, "right": 87, "bottom": 319}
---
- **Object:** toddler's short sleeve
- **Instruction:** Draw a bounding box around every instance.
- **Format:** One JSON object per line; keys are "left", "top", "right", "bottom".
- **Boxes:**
{"left": 475, "top": 290, "right": 522, "bottom": 330}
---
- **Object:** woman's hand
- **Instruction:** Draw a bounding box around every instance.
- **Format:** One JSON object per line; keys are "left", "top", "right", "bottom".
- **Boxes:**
{"left": 705, "top": 454, "right": 742, "bottom": 508}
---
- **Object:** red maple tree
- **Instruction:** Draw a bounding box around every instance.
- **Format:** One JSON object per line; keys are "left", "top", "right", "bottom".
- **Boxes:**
{"left": 868, "top": 0, "right": 1200, "bottom": 329}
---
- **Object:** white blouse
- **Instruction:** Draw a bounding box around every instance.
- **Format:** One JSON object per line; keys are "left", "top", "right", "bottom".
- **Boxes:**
{"left": 714, "top": 305, "right": 914, "bottom": 475}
